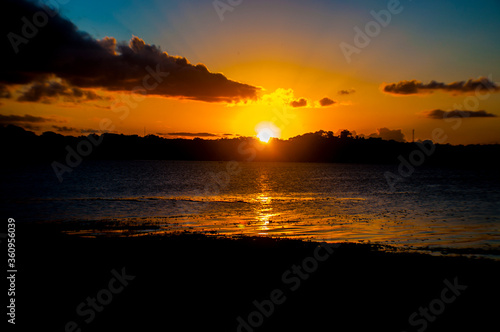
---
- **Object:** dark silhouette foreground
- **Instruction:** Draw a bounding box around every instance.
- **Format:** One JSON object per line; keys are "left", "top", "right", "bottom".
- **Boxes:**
{"left": 13, "top": 222, "right": 500, "bottom": 331}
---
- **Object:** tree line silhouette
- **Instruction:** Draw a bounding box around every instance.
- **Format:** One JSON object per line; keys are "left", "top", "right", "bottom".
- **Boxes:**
{"left": 1, "top": 125, "right": 499, "bottom": 168}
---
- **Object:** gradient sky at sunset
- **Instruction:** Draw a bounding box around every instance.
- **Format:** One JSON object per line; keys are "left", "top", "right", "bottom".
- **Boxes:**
{"left": 1, "top": 0, "right": 500, "bottom": 144}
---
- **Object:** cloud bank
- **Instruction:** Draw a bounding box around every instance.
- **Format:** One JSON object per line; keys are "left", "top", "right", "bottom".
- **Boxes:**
{"left": 17, "top": 79, "right": 102, "bottom": 103}
{"left": 2, "top": 0, "right": 259, "bottom": 103}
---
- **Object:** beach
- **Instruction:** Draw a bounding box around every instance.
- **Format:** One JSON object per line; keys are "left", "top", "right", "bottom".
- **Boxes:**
{"left": 14, "top": 222, "right": 500, "bottom": 331}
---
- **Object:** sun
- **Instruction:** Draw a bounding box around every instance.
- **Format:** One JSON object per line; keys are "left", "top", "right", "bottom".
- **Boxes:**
{"left": 257, "top": 129, "right": 273, "bottom": 143}
{"left": 255, "top": 122, "right": 280, "bottom": 143}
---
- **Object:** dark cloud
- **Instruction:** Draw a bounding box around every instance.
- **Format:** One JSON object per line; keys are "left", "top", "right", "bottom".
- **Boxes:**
{"left": 21, "top": 123, "right": 42, "bottom": 130}
{"left": 17, "top": 79, "right": 102, "bottom": 103}
{"left": 80, "top": 128, "right": 112, "bottom": 134}
{"left": 423, "top": 109, "right": 497, "bottom": 119}
{"left": 81, "top": 129, "right": 100, "bottom": 134}
{"left": 97, "top": 37, "right": 117, "bottom": 55}
{"left": 369, "top": 128, "right": 406, "bottom": 142}
{"left": 0, "top": 84, "right": 11, "bottom": 98}
{"left": 0, "top": 114, "right": 51, "bottom": 124}
{"left": 338, "top": 89, "right": 355, "bottom": 95}
{"left": 383, "top": 77, "right": 499, "bottom": 95}
{"left": 159, "top": 132, "right": 218, "bottom": 137}
{"left": 0, "top": 114, "right": 53, "bottom": 131}
{"left": 290, "top": 98, "right": 307, "bottom": 108}
{"left": 52, "top": 125, "right": 77, "bottom": 133}
{"left": 1, "top": 0, "right": 259, "bottom": 103}
{"left": 319, "top": 97, "right": 336, "bottom": 107}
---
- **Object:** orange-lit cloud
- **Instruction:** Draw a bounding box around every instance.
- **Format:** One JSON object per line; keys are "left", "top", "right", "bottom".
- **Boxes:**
{"left": 257, "top": 88, "right": 295, "bottom": 106}
{"left": 382, "top": 77, "right": 499, "bottom": 95}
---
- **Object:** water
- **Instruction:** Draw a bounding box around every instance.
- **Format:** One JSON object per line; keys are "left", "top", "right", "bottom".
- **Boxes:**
{"left": 1, "top": 160, "right": 499, "bottom": 255}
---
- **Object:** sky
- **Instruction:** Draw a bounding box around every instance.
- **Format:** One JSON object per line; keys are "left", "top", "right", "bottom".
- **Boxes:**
{"left": 1, "top": 0, "right": 500, "bottom": 144}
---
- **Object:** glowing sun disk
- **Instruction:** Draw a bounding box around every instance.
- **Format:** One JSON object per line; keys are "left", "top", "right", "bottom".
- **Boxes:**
{"left": 255, "top": 121, "right": 280, "bottom": 143}
{"left": 257, "top": 129, "right": 273, "bottom": 143}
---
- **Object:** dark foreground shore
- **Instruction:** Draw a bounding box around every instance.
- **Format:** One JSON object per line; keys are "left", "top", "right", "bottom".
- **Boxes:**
{"left": 10, "top": 223, "right": 500, "bottom": 332}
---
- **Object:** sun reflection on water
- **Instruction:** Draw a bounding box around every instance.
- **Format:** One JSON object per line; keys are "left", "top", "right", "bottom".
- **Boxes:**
{"left": 255, "top": 171, "right": 275, "bottom": 231}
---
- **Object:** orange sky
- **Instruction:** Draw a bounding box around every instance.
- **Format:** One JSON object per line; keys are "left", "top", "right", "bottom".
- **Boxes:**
{"left": 1, "top": 0, "right": 500, "bottom": 145}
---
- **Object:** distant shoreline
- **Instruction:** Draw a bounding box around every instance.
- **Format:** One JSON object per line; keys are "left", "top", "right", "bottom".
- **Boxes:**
{"left": 2, "top": 125, "right": 500, "bottom": 168}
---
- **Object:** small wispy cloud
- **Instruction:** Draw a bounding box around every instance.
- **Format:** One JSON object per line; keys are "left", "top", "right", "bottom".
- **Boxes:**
{"left": 423, "top": 109, "right": 497, "bottom": 119}
{"left": 383, "top": 77, "right": 499, "bottom": 95}
{"left": 290, "top": 98, "right": 307, "bottom": 108}
{"left": 158, "top": 132, "right": 219, "bottom": 137}
{"left": 338, "top": 89, "right": 355, "bottom": 95}
{"left": 319, "top": 97, "right": 336, "bottom": 107}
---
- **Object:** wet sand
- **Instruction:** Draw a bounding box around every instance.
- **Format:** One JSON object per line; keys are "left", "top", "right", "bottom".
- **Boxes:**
{"left": 49, "top": 214, "right": 500, "bottom": 260}
{"left": 13, "top": 222, "right": 500, "bottom": 331}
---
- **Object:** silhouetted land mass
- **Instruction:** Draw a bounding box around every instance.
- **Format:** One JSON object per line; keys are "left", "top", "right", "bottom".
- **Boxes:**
{"left": 2, "top": 125, "right": 499, "bottom": 168}
{"left": 14, "top": 223, "right": 500, "bottom": 331}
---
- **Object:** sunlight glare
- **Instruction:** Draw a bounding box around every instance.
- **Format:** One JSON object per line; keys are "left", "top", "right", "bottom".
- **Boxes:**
{"left": 255, "top": 122, "right": 280, "bottom": 143}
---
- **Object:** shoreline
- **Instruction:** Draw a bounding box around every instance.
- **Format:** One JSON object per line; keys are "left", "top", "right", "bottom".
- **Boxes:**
{"left": 29, "top": 218, "right": 500, "bottom": 261}
{"left": 13, "top": 223, "right": 500, "bottom": 331}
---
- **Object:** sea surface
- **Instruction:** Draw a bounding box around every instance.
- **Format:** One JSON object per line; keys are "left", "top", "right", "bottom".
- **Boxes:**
{"left": 2, "top": 160, "right": 500, "bottom": 256}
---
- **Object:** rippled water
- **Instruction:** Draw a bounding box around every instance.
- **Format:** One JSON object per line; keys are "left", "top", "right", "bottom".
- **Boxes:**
{"left": 1, "top": 160, "right": 499, "bottom": 254}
